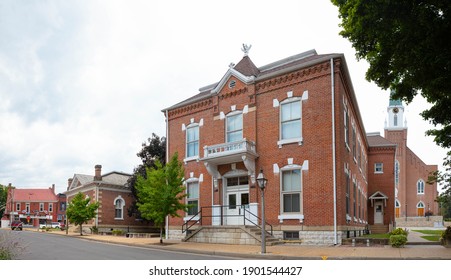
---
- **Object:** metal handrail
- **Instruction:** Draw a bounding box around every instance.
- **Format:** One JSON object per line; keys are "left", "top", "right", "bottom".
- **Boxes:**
{"left": 181, "top": 205, "right": 273, "bottom": 236}
{"left": 243, "top": 208, "right": 273, "bottom": 236}
{"left": 182, "top": 209, "right": 202, "bottom": 233}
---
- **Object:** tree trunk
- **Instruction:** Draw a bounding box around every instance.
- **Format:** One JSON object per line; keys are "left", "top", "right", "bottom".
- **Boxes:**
{"left": 79, "top": 224, "right": 83, "bottom": 236}
{"left": 160, "top": 225, "right": 163, "bottom": 244}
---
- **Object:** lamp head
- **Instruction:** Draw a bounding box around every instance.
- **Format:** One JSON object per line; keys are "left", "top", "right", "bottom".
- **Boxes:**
{"left": 256, "top": 169, "right": 267, "bottom": 190}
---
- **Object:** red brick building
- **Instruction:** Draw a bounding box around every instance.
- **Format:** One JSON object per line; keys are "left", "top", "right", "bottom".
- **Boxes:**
{"left": 64, "top": 165, "right": 146, "bottom": 233}
{"left": 162, "top": 48, "right": 438, "bottom": 245}
{"left": 3, "top": 184, "right": 60, "bottom": 227}
{"left": 383, "top": 100, "right": 438, "bottom": 220}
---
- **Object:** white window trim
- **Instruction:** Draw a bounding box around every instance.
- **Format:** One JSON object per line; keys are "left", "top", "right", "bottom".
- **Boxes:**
{"left": 279, "top": 164, "right": 303, "bottom": 220}
{"left": 278, "top": 97, "right": 303, "bottom": 148}
{"left": 186, "top": 178, "right": 200, "bottom": 217}
{"left": 417, "top": 179, "right": 425, "bottom": 194}
{"left": 225, "top": 110, "right": 243, "bottom": 143}
{"left": 39, "top": 203, "right": 44, "bottom": 212}
{"left": 374, "top": 163, "right": 383, "bottom": 174}
{"left": 49, "top": 203, "right": 53, "bottom": 212}
{"left": 114, "top": 196, "right": 125, "bottom": 220}
{"left": 16, "top": 203, "right": 20, "bottom": 211}
{"left": 185, "top": 123, "right": 200, "bottom": 160}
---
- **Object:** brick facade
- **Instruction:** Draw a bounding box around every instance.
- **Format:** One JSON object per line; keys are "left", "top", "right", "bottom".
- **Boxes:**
{"left": 65, "top": 165, "right": 147, "bottom": 233}
{"left": 163, "top": 49, "right": 438, "bottom": 245}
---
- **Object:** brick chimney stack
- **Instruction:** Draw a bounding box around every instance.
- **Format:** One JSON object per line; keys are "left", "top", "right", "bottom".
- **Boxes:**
{"left": 51, "top": 184, "right": 55, "bottom": 194}
{"left": 94, "top": 165, "right": 102, "bottom": 181}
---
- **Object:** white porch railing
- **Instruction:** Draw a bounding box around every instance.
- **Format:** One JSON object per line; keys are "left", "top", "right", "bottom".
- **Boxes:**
{"left": 203, "top": 139, "right": 256, "bottom": 158}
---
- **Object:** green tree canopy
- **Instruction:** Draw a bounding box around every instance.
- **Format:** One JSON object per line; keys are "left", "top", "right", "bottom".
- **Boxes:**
{"left": 0, "top": 184, "right": 7, "bottom": 218}
{"left": 135, "top": 152, "right": 188, "bottom": 243}
{"left": 66, "top": 192, "right": 100, "bottom": 235}
{"left": 331, "top": 0, "right": 451, "bottom": 148}
{"left": 127, "top": 133, "right": 166, "bottom": 219}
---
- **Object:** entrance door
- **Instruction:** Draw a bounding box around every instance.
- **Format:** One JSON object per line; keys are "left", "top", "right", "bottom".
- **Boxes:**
{"left": 226, "top": 191, "right": 249, "bottom": 225}
{"left": 374, "top": 201, "right": 384, "bottom": 224}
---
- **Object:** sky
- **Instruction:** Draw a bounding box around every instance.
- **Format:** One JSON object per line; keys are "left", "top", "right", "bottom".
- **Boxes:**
{"left": 0, "top": 0, "right": 447, "bottom": 194}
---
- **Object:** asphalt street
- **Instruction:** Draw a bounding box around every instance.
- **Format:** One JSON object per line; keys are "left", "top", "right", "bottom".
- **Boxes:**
{"left": 4, "top": 230, "right": 238, "bottom": 260}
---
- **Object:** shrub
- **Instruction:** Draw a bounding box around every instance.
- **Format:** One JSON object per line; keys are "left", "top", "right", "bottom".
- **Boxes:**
{"left": 112, "top": 229, "right": 124, "bottom": 236}
{"left": 390, "top": 234, "right": 408, "bottom": 248}
{"left": 390, "top": 228, "right": 409, "bottom": 236}
{"left": 90, "top": 226, "right": 99, "bottom": 234}
{"left": 440, "top": 226, "right": 451, "bottom": 241}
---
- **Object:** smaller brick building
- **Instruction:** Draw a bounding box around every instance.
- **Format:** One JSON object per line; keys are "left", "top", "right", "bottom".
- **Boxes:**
{"left": 3, "top": 184, "right": 60, "bottom": 227}
{"left": 64, "top": 165, "right": 147, "bottom": 233}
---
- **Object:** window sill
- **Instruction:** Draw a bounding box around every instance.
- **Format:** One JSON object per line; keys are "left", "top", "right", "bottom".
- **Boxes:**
{"left": 183, "top": 156, "right": 200, "bottom": 164}
{"left": 374, "top": 171, "right": 383, "bottom": 174}
{"left": 278, "top": 214, "right": 304, "bottom": 223}
{"left": 277, "top": 138, "right": 303, "bottom": 148}
{"left": 114, "top": 218, "right": 124, "bottom": 220}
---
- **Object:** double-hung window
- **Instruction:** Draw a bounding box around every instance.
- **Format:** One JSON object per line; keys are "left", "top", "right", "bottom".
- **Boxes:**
{"left": 186, "top": 125, "right": 199, "bottom": 158}
{"left": 187, "top": 182, "right": 199, "bottom": 216}
{"left": 226, "top": 113, "right": 243, "bottom": 143}
{"left": 281, "top": 169, "right": 302, "bottom": 213}
{"left": 115, "top": 198, "right": 124, "bottom": 219}
{"left": 374, "top": 163, "right": 383, "bottom": 173}
{"left": 281, "top": 100, "right": 301, "bottom": 141}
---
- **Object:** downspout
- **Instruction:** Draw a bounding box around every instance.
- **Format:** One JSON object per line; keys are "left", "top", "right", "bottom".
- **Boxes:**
{"left": 165, "top": 110, "right": 169, "bottom": 240}
{"left": 331, "top": 58, "right": 338, "bottom": 245}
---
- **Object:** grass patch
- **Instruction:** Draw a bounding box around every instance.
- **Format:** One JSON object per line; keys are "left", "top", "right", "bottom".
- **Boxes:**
{"left": 412, "top": 229, "right": 443, "bottom": 242}
{"left": 362, "top": 233, "right": 390, "bottom": 239}
{"left": 412, "top": 230, "right": 443, "bottom": 235}
{"left": 422, "top": 235, "right": 441, "bottom": 242}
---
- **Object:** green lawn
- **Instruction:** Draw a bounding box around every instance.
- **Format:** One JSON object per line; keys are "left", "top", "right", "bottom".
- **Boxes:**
{"left": 362, "top": 233, "right": 389, "bottom": 239}
{"left": 412, "top": 229, "right": 443, "bottom": 241}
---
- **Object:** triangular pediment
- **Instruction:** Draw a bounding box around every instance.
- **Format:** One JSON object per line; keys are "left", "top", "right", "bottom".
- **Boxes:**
{"left": 369, "top": 191, "right": 389, "bottom": 200}
{"left": 211, "top": 55, "right": 259, "bottom": 94}
{"left": 211, "top": 68, "right": 255, "bottom": 94}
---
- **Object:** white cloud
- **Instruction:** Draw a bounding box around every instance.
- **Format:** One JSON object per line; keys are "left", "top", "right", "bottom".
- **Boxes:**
{"left": 0, "top": 0, "right": 447, "bottom": 194}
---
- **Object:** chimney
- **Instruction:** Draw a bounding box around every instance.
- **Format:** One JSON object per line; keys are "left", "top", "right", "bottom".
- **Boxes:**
{"left": 94, "top": 165, "right": 102, "bottom": 181}
{"left": 68, "top": 178, "right": 73, "bottom": 189}
{"left": 51, "top": 184, "right": 55, "bottom": 194}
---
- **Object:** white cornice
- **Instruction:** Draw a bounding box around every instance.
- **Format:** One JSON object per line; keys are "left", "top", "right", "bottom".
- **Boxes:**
{"left": 211, "top": 68, "right": 255, "bottom": 94}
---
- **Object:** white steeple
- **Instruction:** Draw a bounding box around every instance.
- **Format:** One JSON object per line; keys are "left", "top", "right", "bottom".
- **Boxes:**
{"left": 386, "top": 98, "right": 405, "bottom": 129}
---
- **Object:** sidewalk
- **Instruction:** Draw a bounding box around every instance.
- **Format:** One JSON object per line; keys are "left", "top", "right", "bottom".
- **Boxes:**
{"left": 32, "top": 227, "right": 451, "bottom": 260}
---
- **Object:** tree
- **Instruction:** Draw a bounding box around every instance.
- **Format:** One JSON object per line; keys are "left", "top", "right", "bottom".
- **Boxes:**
{"left": 429, "top": 151, "right": 451, "bottom": 217}
{"left": 331, "top": 0, "right": 451, "bottom": 148}
{"left": 135, "top": 152, "right": 188, "bottom": 243}
{"left": 127, "top": 133, "right": 166, "bottom": 219}
{"left": 66, "top": 192, "right": 100, "bottom": 235}
{"left": 0, "top": 184, "right": 7, "bottom": 218}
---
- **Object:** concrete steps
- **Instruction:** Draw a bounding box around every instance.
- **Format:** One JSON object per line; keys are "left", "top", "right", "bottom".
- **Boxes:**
{"left": 369, "top": 224, "right": 389, "bottom": 234}
{"left": 183, "top": 225, "right": 282, "bottom": 246}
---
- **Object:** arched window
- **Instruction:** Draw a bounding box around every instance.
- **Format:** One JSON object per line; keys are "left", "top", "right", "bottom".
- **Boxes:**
{"left": 394, "top": 160, "right": 399, "bottom": 185}
{"left": 417, "top": 180, "right": 425, "bottom": 194}
{"left": 114, "top": 196, "right": 125, "bottom": 220}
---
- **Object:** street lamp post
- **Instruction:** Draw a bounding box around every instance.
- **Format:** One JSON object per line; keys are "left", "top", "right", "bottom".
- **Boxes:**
{"left": 256, "top": 169, "right": 268, "bottom": 254}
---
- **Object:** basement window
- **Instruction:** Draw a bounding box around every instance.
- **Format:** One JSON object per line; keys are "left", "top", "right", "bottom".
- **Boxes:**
{"left": 283, "top": 231, "right": 300, "bottom": 240}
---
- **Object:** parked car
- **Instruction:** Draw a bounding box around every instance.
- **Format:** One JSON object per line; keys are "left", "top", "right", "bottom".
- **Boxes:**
{"left": 39, "top": 222, "right": 65, "bottom": 230}
{"left": 11, "top": 220, "right": 23, "bottom": 231}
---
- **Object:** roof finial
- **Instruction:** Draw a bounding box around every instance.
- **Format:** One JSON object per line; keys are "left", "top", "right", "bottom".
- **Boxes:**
{"left": 241, "top": 44, "right": 252, "bottom": 57}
